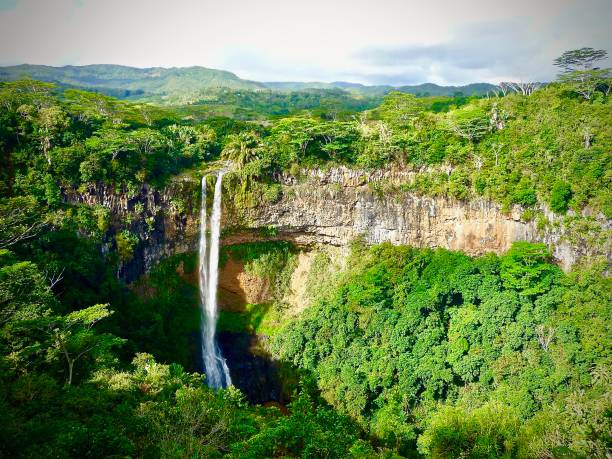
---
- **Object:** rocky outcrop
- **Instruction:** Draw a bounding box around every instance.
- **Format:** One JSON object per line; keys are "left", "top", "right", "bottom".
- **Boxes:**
{"left": 63, "top": 167, "right": 610, "bottom": 281}
{"left": 239, "top": 183, "right": 534, "bottom": 255}
{"left": 218, "top": 258, "right": 272, "bottom": 310}
{"left": 63, "top": 179, "right": 201, "bottom": 282}
{"left": 232, "top": 167, "right": 610, "bottom": 271}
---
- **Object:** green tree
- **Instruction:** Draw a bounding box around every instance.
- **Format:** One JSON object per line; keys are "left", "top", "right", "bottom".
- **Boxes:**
{"left": 314, "top": 121, "right": 360, "bottom": 161}
{"left": 221, "top": 131, "right": 263, "bottom": 167}
{"left": 115, "top": 230, "right": 139, "bottom": 262}
{"left": 500, "top": 242, "right": 560, "bottom": 297}
{"left": 418, "top": 402, "right": 521, "bottom": 458}
{"left": 554, "top": 48, "right": 610, "bottom": 100}
{"left": 447, "top": 104, "right": 490, "bottom": 142}
{"left": 0, "top": 196, "right": 45, "bottom": 249}
{"left": 549, "top": 180, "right": 572, "bottom": 213}
{"left": 554, "top": 48, "right": 608, "bottom": 73}
{"left": 0, "top": 257, "right": 66, "bottom": 382}
{"left": 35, "top": 106, "right": 69, "bottom": 166}
{"left": 267, "top": 117, "right": 320, "bottom": 166}
{"left": 164, "top": 124, "right": 216, "bottom": 161}
{"left": 49, "top": 303, "right": 123, "bottom": 385}
{"left": 373, "top": 92, "right": 425, "bottom": 128}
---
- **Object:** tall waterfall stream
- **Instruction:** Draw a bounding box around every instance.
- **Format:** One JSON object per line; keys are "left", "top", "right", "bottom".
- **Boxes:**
{"left": 199, "top": 171, "right": 232, "bottom": 389}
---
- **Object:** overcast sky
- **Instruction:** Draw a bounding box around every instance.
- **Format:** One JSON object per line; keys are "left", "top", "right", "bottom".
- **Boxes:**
{"left": 0, "top": 0, "right": 610, "bottom": 85}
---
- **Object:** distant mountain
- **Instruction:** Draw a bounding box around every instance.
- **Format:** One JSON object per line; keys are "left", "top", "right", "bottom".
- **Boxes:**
{"left": 0, "top": 64, "right": 499, "bottom": 103}
{"left": 263, "top": 81, "right": 386, "bottom": 97}
{"left": 395, "top": 82, "right": 499, "bottom": 97}
{"left": 0, "top": 64, "right": 265, "bottom": 100}
{"left": 265, "top": 80, "right": 498, "bottom": 97}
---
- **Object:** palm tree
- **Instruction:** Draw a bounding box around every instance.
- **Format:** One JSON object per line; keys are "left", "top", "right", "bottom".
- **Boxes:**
{"left": 221, "top": 131, "right": 263, "bottom": 168}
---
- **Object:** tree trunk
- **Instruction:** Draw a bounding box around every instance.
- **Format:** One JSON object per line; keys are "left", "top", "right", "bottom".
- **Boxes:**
{"left": 67, "top": 359, "right": 73, "bottom": 385}
{"left": 62, "top": 344, "right": 74, "bottom": 386}
{"left": 43, "top": 138, "right": 51, "bottom": 166}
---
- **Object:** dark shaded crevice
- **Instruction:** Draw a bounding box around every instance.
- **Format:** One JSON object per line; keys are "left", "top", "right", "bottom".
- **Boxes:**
{"left": 217, "top": 331, "right": 283, "bottom": 404}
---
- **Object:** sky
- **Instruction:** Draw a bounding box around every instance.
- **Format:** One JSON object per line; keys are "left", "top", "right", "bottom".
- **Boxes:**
{"left": 0, "top": 0, "right": 610, "bottom": 85}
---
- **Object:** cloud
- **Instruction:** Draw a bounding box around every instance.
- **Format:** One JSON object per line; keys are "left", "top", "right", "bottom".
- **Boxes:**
{"left": 0, "top": 0, "right": 610, "bottom": 85}
{"left": 0, "top": 0, "right": 17, "bottom": 11}
{"left": 353, "top": 2, "right": 612, "bottom": 85}
{"left": 354, "top": 21, "right": 550, "bottom": 84}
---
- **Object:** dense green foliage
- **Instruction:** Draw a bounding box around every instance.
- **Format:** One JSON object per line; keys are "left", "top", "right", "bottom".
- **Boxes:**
{"left": 273, "top": 242, "right": 611, "bottom": 457}
{"left": 0, "top": 81, "right": 375, "bottom": 457}
{"left": 4, "top": 67, "right": 609, "bottom": 216}
{"left": 0, "top": 179, "right": 371, "bottom": 457}
{"left": 170, "top": 88, "right": 380, "bottom": 121}
{"left": 0, "top": 80, "right": 222, "bottom": 192}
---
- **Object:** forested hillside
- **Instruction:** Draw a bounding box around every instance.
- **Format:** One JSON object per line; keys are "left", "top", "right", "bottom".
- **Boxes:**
{"left": 263, "top": 81, "right": 498, "bottom": 97}
{"left": 0, "top": 48, "right": 610, "bottom": 458}
{"left": 0, "top": 64, "right": 498, "bottom": 99}
{"left": 0, "top": 64, "right": 265, "bottom": 95}
{"left": 274, "top": 242, "right": 610, "bottom": 457}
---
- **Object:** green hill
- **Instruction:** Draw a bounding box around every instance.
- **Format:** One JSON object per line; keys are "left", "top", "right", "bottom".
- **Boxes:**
{"left": 0, "top": 64, "right": 265, "bottom": 101}
{"left": 395, "top": 82, "right": 499, "bottom": 96}
{"left": 0, "top": 64, "right": 499, "bottom": 103}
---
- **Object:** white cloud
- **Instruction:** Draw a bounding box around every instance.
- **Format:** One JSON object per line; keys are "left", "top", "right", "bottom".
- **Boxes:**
{"left": 0, "top": 0, "right": 610, "bottom": 84}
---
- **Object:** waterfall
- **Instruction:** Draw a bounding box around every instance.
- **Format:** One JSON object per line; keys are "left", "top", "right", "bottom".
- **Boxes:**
{"left": 199, "top": 170, "right": 232, "bottom": 389}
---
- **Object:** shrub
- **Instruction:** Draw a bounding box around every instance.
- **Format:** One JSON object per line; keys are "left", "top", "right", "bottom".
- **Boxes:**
{"left": 418, "top": 402, "right": 521, "bottom": 458}
{"left": 115, "top": 230, "right": 138, "bottom": 262}
{"left": 512, "top": 179, "right": 538, "bottom": 207}
{"left": 448, "top": 171, "right": 470, "bottom": 200}
{"left": 549, "top": 181, "right": 572, "bottom": 214}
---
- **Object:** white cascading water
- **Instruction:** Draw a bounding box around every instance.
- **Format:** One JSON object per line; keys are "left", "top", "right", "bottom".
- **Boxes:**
{"left": 199, "top": 170, "right": 232, "bottom": 389}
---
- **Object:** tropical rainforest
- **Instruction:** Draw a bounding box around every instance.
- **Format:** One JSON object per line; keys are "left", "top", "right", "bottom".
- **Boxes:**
{"left": 0, "top": 49, "right": 610, "bottom": 458}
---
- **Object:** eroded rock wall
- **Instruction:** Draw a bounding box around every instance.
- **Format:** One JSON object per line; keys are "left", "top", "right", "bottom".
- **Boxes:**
{"left": 63, "top": 167, "right": 610, "bottom": 281}
{"left": 239, "top": 182, "right": 535, "bottom": 255}
{"left": 233, "top": 167, "right": 609, "bottom": 271}
{"left": 63, "top": 179, "right": 200, "bottom": 282}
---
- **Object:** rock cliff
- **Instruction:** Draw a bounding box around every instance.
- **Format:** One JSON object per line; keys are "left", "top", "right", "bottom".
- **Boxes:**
{"left": 231, "top": 167, "right": 609, "bottom": 273}
{"left": 64, "top": 167, "right": 610, "bottom": 281}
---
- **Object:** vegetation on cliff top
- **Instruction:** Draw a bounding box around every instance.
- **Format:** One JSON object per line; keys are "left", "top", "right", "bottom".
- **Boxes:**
{"left": 2, "top": 48, "right": 609, "bottom": 215}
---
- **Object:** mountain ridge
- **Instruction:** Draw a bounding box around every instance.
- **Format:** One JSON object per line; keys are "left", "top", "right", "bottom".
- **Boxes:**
{"left": 0, "top": 64, "right": 266, "bottom": 98}
{"left": 0, "top": 64, "right": 500, "bottom": 100}
{"left": 264, "top": 80, "right": 499, "bottom": 96}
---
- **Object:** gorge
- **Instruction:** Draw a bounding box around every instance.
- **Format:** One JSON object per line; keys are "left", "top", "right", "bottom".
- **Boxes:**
{"left": 2, "top": 71, "right": 610, "bottom": 458}
{"left": 61, "top": 165, "right": 611, "bottom": 404}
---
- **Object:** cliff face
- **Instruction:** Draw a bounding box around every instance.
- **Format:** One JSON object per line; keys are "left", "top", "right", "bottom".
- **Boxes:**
{"left": 64, "top": 167, "right": 610, "bottom": 281}
{"left": 239, "top": 172, "right": 536, "bottom": 255}
{"left": 231, "top": 167, "right": 609, "bottom": 270}
{"left": 64, "top": 179, "right": 201, "bottom": 282}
